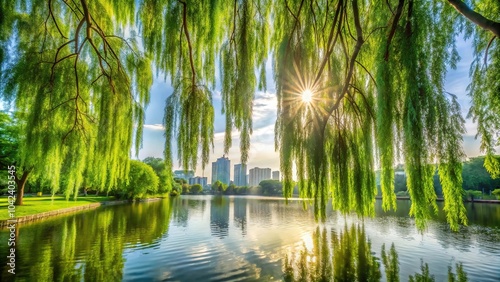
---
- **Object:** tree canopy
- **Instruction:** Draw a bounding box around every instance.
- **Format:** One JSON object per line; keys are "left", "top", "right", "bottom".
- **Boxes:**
{"left": 143, "top": 157, "right": 172, "bottom": 193}
{"left": 123, "top": 160, "right": 159, "bottom": 199}
{"left": 1, "top": 0, "right": 499, "bottom": 230}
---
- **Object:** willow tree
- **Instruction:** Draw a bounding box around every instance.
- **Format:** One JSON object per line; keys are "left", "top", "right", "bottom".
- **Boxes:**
{"left": 0, "top": 0, "right": 152, "bottom": 203}
{"left": 139, "top": 0, "right": 270, "bottom": 173}
{"left": 1, "top": 0, "right": 499, "bottom": 230}
{"left": 146, "top": 0, "right": 498, "bottom": 230}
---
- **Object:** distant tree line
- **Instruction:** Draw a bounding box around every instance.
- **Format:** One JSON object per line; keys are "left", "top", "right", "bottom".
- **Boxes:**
{"left": 174, "top": 179, "right": 292, "bottom": 197}
{"left": 389, "top": 156, "right": 500, "bottom": 199}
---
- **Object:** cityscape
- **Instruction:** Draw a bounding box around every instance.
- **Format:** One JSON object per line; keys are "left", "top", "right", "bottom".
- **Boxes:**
{"left": 174, "top": 155, "right": 280, "bottom": 188}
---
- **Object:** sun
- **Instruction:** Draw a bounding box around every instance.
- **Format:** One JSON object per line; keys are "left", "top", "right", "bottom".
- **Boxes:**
{"left": 302, "top": 89, "right": 313, "bottom": 103}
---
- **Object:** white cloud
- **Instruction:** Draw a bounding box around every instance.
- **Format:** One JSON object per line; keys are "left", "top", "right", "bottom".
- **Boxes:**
{"left": 143, "top": 124, "right": 165, "bottom": 131}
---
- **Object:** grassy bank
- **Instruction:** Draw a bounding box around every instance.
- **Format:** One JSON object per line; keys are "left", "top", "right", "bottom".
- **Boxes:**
{"left": 0, "top": 195, "right": 114, "bottom": 221}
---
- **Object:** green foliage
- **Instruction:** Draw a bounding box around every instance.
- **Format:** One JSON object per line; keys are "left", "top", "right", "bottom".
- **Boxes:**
{"left": 462, "top": 157, "right": 500, "bottom": 193}
{"left": 259, "top": 179, "right": 283, "bottom": 196}
{"left": 122, "top": 160, "right": 159, "bottom": 199}
{"left": 143, "top": 157, "right": 172, "bottom": 193}
{"left": 394, "top": 174, "right": 408, "bottom": 193}
{"left": 223, "top": 185, "right": 249, "bottom": 195}
{"left": 282, "top": 225, "right": 381, "bottom": 282}
{"left": 0, "top": 196, "right": 113, "bottom": 220}
{"left": 409, "top": 261, "right": 435, "bottom": 282}
{"left": 0, "top": 111, "right": 18, "bottom": 168}
{"left": 448, "top": 263, "right": 468, "bottom": 282}
{"left": 283, "top": 227, "right": 470, "bottom": 282}
{"left": 190, "top": 184, "right": 203, "bottom": 194}
{"left": 174, "top": 178, "right": 187, "bottom": 185}
{"left": 466, "top": 1, "right": 500, "bottom": 180}
{"left": 463, "top": 190, "right": 483, "bottom": 201}
{"left": 382, "top": 243, "right": 400, "bottom": 282}
{"left": 492, "top": 189, "right": 500, "bottom": 200}
{"left": 396, "top": 191, "right": 409, "bottom": 197}
{"left": 1, "top": 1, "right": 152, "bottom": 199}
{"left": 2, "top": 0, "right": 499, "bottom": 230}
{"left": 181, "top": 183, "right": 190, "bottom": 194}
{"left": 211, "top": 180, "right": 227, "bottom": 194}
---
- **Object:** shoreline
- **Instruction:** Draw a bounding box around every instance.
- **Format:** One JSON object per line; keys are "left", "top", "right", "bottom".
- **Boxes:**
{"left": 1, "top": 195, "right": 498, "bottom": 228}
{"left": 0, "top": 197, "right": 164, "bottom": 228}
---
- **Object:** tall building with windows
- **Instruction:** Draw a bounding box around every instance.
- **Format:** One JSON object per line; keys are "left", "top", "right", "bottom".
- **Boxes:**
{"left": 248, "top": 167, "right": 272, "bottom": 186}
{"left": 272, "top": 170, "right": 280, "bottom": 181}
{"left": 234, "top": 164, "right": 247, "bottom": 186}
{"left": 188, "top": 176, "right": 208, "bottom": 188}
{"left": 211, "top": 155, "right": 230, "bottom": 185}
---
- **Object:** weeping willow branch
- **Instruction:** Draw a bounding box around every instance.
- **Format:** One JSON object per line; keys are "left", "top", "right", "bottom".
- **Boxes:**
{"left": 48, "top": 0, "right": 67, "bottom": 39}
{"left": 446, "top": 0, "right": 500, "bottom": 38}
{"left": 384, "top": 0, "right": 405, "bottom": 61}
{"left": 179, "top": 0, "right": 197, "bottom": 86}
{"left": 313, "top": 0, "right": 343, "bottom": 87}
{"left": 323, "top": 0, "right": 364, "bottom": 132}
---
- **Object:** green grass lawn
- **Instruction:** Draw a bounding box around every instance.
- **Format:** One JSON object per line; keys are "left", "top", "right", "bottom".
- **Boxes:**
{"left": 0, "top": 195, "right": 114, "bottom": 221}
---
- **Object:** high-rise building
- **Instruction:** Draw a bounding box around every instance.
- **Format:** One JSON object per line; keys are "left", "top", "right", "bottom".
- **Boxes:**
{"left": 248, "top": 167, "right": 271, "bottom": 186}
{"left": 272, "top": 170, "right": 280, "bottom": 181}
{"left": 188, "top": 176, "right": 208, "bottom": 188}
{"left": 173, "top": 170, "right": 194, "bottom": 180}
{"left": 211, "top": 155, "right": 230, "bottom": 185}
{"left": 234, "top": 164, "right": 247, "bottom": 186}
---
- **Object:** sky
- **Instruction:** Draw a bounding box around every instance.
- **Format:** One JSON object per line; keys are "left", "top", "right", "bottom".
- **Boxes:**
{"left": 137, "top": 36, "right": 490, "bottom": 183}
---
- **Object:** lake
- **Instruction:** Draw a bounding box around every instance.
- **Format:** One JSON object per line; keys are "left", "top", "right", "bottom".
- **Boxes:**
{"left": 1, "top": 195, "right": 499, "bottom": 281}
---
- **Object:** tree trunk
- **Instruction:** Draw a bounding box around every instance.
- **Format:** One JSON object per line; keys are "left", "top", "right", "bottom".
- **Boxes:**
{"left": 14, "top": 170, "right": 30, "bottom": 206}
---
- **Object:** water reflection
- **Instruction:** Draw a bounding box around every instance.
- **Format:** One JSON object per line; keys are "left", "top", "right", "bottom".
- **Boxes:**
{"left": 210, "top": 196, "right": 229, "bottom": 238}
{"left": 233, "top": 198, "right": 248, "bottom": 236}
{"left": 283, "top": 224, "right": 381, "bottom": 281}
{"left": 283, "top": 224, "right": 469, "bottom": 282}
{"left": 381, "top": 243, "right": 399, "bottom": 282}
{"left": 0, "top": 200, "right": 173, "bottom": 281}
{"left": 0, "top": 196, "right": 497, "bottom": 281}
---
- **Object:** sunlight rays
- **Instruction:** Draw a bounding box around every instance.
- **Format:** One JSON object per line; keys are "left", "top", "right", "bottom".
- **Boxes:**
{"left": 280, "top": 59, "right": 337, "bottom": 131}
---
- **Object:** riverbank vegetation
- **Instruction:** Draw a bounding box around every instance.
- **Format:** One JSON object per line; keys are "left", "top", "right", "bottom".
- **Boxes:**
{"left": 0, "top": 196, "right": 113, "bottom": 221}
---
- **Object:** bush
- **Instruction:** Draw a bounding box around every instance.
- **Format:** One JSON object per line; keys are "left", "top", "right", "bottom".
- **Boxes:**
{"left": 190, "top": 184, "right": 203, "bottom": 194}
{"left": 182, "top": 183, "right": 190, "bottom": 194}
{"left": 492, "top": 189, "right": 500, "bottom": 200}
{"left": 463, "top": 190, "right": 482, "bottom": 201}
{"left": 123, "top": 160, "right": 159, "bottom": 199}
{"left": 396, "top": 191, "right": 409, "bottom": 197}
{"left": 142, "top": 157, "right": 172, "bottom": 193}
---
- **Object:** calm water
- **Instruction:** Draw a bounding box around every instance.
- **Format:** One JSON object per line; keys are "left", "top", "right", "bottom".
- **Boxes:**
{"left": 1, "top": 196, "right": 499, "bottom": 281}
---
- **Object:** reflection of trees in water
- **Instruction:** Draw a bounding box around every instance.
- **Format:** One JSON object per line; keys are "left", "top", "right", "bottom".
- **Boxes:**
{"left": 210, "top": 196, "right": 229, "bottom": 238}
{"left": 172, "top": 197, "right": 190, "bottom": 227}
{"left": 283, "top": 225, "right": 381, "bottom": 282}
{"left": 381, "top": 243, "right": 399, "bottom": 282}
{"left": 0, "top": 199, "right": 174, "bottom": 281}
{"left": 282, "top": 224, "right": 468, "bottom": 282}
{"left": 249, "top": 199, "right": 273, "bottom": 223}
{"left": 171, "top": 197, "right": 208, "bottom": 227}
{"left": 233, "top": 198, "right": 247, "bottom": 236}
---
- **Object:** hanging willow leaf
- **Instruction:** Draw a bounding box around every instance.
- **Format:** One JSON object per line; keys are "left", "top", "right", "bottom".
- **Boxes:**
{"left": 1, "top": 0, "right": 499, "bottom": 231}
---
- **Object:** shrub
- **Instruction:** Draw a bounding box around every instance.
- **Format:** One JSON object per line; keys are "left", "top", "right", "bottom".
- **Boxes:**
{"left": 123, "top": 160, "right": 159, "bottom": 199}
{"left": 182, "top": 183, "right": 190, "bottom": 194}
{"left": 191, "top": 184, "right": 203, "bottom": 194}
{"left": 492, "top": 189, "right": 500, "bottom": 200}
{"left": 396, "top": 191, "right": 409, "bottom": 197}
{"left": 463, "top": 190, "right": 482, "bottom": 201}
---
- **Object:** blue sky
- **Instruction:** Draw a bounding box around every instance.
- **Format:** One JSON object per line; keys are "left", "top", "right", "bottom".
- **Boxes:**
{"left": 137, "top": 36, "right": 489, "bottom": 182}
